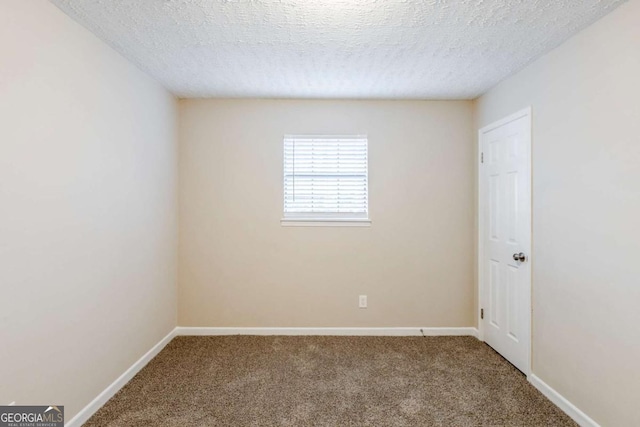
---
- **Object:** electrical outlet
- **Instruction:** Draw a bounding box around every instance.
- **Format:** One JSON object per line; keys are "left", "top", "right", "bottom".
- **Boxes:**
{"left": 359, "top": 295, "right": 367, "bottom": 309}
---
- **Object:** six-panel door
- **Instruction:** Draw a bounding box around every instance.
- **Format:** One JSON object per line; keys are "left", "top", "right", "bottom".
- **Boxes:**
{"left": 481, "top": 112, "right": 531, "bottom": 374}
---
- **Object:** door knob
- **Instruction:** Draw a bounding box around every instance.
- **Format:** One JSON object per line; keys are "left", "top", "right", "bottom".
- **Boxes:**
{"left": 513, "top": 252, "right": 526, "bottom": 262}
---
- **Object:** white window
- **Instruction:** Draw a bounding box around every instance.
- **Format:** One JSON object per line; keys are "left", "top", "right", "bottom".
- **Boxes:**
{"left": 282, "top": 135, "right": 370, "bottom": 226}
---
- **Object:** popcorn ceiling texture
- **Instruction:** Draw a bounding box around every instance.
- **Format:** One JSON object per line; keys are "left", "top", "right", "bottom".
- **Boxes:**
{"left": 50, "top": 0, "right": 626, "bottom": 99}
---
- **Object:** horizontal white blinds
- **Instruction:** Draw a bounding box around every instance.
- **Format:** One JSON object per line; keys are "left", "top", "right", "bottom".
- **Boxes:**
{"left": 284, "top": 135, "right": 368, "bottom": 217}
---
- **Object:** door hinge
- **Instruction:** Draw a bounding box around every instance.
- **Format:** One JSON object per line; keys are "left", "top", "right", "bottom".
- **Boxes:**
{"left": 480, "top": 308, "right": 484, "bottom": 319}
{"left": 481, "top": 152, "right": 484, "bottom": 163}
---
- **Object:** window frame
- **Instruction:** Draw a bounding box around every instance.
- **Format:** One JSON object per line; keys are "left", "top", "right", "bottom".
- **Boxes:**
{"left": 281, "top": 134, "right": 371, "bottom": 227}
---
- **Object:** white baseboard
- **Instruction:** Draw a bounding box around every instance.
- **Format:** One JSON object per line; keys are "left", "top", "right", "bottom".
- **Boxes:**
{"left": 175, "top": 327, "right": 479, "bottom": 337}
{"left": 528, "top": 374, "right": 600, "bottom": 427}
{"left": 65, "top": 328, "right": 177, "bottom": 427}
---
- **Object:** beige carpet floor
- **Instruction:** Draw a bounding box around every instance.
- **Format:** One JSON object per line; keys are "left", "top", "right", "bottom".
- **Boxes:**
{"left": 84, "top": 336, "right": 575, "bottom": 426}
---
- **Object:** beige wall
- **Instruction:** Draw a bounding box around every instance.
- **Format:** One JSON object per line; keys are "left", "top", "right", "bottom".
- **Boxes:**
{"left": 476, "top": 0, "right": 640, "bottom": 425}
{"left": 179, "top": 99, "right": 474, "bottom": 327}
{"left": 0, "top": 0, "right": 177, "bottom": 420}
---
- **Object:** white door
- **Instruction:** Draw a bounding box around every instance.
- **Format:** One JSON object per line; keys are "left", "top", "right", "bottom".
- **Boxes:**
{"left": 479, "top": 108, "right": 532, "bottom": 374}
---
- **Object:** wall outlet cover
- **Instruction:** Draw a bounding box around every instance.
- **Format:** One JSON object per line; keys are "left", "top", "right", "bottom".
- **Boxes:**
{"left": 359, "top": 295, "right": 367, "bottom": 309}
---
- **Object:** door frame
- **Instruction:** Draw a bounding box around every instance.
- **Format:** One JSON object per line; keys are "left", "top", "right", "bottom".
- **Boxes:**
{"left": 477, "top": 107, "right": 532, "bottom": 376}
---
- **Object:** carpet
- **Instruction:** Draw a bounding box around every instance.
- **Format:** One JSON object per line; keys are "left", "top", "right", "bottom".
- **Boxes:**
{"left": 83, "top": 336, "right": 575, "bottom": 426}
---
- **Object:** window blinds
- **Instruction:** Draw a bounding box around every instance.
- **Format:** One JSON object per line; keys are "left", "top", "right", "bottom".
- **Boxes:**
{"left": 283, "top": 135, "right": 368, "bottom": 218}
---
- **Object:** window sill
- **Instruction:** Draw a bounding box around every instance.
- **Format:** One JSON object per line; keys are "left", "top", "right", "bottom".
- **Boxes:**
{"left": 280, "top": 218, "right": 372, "bottom": 227}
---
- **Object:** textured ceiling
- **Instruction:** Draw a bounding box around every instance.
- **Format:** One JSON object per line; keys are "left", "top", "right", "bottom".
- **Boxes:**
{"left": 50, "top": 0, "right": 626, "bottom": 99}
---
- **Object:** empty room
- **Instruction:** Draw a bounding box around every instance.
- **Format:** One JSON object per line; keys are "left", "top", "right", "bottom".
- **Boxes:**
{"left": 1, "top": 0, "right": 638, "bottom": 426}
